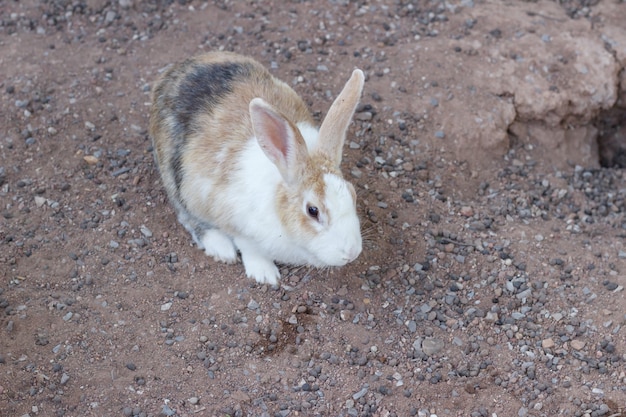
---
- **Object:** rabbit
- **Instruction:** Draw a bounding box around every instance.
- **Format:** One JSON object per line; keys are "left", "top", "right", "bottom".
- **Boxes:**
{"left": 149, "top": 51, "right": 364, "bottom": 285}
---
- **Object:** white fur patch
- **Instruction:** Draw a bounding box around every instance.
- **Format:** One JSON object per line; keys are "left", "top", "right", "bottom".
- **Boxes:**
{"left": 296, "top": 122, "right": 320, "bottom": 151}
{"left": 201, "top": 229, "right": 237, "bottom": 263}
{"left": 234, "top": 236, "right": 280, "bottom": 285}
{"left": 324, "top": 173, "right": 355, "bottom": 214}
{"left": 180, "top": 175, "right": 215, "bottom": 221}
{"left": 297, "top": 173, "right": 362, "bottom": 266}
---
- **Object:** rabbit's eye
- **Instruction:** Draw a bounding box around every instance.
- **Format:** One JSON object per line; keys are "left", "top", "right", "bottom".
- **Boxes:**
{"left": 307, "top": 205, "right": 319, "bottom": 220}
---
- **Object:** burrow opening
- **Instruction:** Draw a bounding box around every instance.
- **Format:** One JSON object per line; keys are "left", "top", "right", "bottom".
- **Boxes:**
{"left": 596, "top": 105, "right": 626, "bottom": 168}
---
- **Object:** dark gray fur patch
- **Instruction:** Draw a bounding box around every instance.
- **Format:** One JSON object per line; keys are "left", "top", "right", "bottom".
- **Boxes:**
{"left": 193, "top": 220, "right": 215, "bottom": 245}
{"left": 169, "top": 62, "right": 252, "bottom": 193}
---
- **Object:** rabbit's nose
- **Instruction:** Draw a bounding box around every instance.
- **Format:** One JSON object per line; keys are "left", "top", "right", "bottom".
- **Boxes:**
{"left": 343, "top": 245, "right": 362, "bottom": 263}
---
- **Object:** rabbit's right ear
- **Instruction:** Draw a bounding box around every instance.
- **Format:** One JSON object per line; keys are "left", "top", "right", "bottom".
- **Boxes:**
{"left": 250, "top": 98, "right": 308, "bottom": 185}
{"left": 316, "top": 69, "right": 364, "bottom": 167}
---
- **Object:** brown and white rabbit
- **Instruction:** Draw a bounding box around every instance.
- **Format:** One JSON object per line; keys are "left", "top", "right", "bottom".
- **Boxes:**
{"left": 149, "top": 52, "right": 364, "bottom": 285}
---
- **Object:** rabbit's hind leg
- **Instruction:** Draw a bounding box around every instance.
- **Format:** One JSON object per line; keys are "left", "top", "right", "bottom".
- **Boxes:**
{"left": 174, "top": 203, "right": 238, "bottom": 264}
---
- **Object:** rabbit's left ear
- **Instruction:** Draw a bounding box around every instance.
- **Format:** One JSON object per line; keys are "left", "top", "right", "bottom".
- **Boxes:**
{"left": 315, "top": 69, "right": 364, "bottom": 167}
{"left": 249, "top": 98, "right": 309, "bottom": 185}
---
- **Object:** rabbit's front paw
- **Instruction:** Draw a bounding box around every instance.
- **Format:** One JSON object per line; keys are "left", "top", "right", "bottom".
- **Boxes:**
{"left": 243, "top": 256, "right": 280, "bottom": 285}
{"left": 236, "top": 240, "right": 279, "bottom": 285}
{"left": 201, "top": 229, "right": 238, "bottom": 264}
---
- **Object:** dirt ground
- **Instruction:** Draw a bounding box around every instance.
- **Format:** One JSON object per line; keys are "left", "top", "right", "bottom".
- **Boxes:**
{"left": 1, "top": 1, "right": 625, "bottom": 417}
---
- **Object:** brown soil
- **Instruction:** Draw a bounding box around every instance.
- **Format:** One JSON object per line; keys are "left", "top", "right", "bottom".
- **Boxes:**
{"left": 1, "top": 1, "right": 625, "bottom": 417}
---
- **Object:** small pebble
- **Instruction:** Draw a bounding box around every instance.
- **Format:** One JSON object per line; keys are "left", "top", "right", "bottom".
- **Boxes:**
{"left": 570, "top": 340, "right": 585, "bottom": 350}
{"left": 352, "top": 387, "right": 368, "bottom": 400}
{"left": 356, "top": 111, "right": 373, "bottom": 121}
{"left": 60, "top": 373, "right": 70, "bottom": 385}
{"left": 140, "top": 225, "right": 152, "bottom": 238}
{"left": 161, "top": 405, "right": 175, "bottom": 416}
{"left": 421, "top": 338, "right": 444, "bottom": 356}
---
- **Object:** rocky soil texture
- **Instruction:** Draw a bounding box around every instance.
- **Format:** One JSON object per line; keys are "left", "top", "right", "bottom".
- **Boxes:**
{"left": 1, "top": 1, "right": 625, "bottom": 417}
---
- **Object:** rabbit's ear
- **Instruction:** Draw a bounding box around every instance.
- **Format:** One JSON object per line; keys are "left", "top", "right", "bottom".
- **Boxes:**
{"left": 250, "top": 98, "right": 308, "bottom": 185}
{"left": 316, "top": 69, "right": 364, "bottom": 166}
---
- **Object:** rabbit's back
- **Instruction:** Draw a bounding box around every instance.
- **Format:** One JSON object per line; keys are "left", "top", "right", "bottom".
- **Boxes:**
{"left": 149, "top": 52, "right": 314, "bottom": 205}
